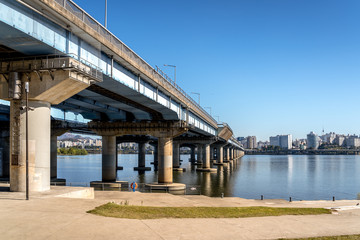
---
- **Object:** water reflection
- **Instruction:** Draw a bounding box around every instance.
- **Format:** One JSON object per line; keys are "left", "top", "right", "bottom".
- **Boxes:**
{"left": 57, "top": 154, "right": 360, "bottom": 200}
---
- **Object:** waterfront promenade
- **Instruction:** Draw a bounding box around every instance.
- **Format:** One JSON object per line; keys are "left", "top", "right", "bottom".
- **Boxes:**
{"left": 1, "top": 185, "right": 360, "bottom": 239}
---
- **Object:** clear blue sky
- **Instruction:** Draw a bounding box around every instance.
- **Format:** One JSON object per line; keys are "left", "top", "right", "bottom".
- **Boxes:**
{"left": 72, "top": 0, "right": 360, "bottom": 141}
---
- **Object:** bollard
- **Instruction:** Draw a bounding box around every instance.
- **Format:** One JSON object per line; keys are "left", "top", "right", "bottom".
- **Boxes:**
{"left": 289, "top": 197, "right": 292, "bottom": 202}
{"left": 221, "top": 193, "right": 224, "bottom": 198}
{"left": 333, "top": 196, "right": 335, "bottom": 201}
{"left": 261, "top": 195, "right": 264, "bottom": 200}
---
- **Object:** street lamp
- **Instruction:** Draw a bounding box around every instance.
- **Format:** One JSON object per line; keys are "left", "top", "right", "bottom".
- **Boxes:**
{"left": 191, "top": 92, "right": 200, "bottom": 105}
{"left": 105, "top": 0, "right": 107, "bottom": 28}
{"left": 163, "top": 64, "right": 176, "bottom": 84}
{"left": 204, "top": 107, "right": 212, "bottom": 115}
{"left": 25, "top": 82, "right": 29, "bottom": 200}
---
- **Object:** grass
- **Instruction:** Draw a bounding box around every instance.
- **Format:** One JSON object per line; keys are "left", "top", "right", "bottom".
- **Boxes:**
{"left": 87, "top": 202, "right": 331, "bottom": 219}
{"left": 281, "top": 235, "right": 360, "bottom": 240}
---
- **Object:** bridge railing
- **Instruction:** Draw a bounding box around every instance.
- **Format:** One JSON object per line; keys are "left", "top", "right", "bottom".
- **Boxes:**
{"left": 52, "top": 0, "right": 217, "bottom": 126}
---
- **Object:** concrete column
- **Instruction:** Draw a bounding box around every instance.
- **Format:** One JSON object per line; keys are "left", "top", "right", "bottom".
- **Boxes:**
{"left": 134, "top": 142, "right": 150, "bottom": 171}
{"left": 226, "top": 148, "right": 230, "bottom": 161}
{"left": 217, "top": 146, "right": 223, "bottom": 164}
{"left": 50, "top": 135, "right": 57, "bottom": 179}
{"left": 197, "top": 144, "right": 203, "bottom": 163}
{"left": 153, "top": 145, "right": 158, "bottom": 171}
{"left": 102, "top": 135, "right": 116, "bottom": 182}
{"left": 202, "top": 144, "right": 210, "bottom": 169}
{"left": 173, "top": 142, "right": 180, "bottom": 168}
{"left": 0, "top": 131, "right": 9, "bottom": 178}
{"left": 210, "top": 146, "right": 214, "bottom": 160}
{"left": 138, "top": 142, "right": 146, "bottom": 168}
{"left": 158, "top": 137, "right": 173, "bottom": 184}
{"left": 230, "top": 148, "right": 233, "bottom": 160}
{"left": 10, "top": 100, "right": 51, "bottom": 192}
{"left": 190, "top": 146, "right": 196, "bottom": 163}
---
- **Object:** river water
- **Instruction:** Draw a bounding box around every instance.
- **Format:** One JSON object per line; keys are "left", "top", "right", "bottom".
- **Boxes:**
{"left": 57, "top": 154, "right": 360, "bottom": 200}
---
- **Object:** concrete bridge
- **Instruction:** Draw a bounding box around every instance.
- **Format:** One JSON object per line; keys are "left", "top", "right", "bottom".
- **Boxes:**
{"left": 0, "top": 0, "right": 244, "bottom": 192}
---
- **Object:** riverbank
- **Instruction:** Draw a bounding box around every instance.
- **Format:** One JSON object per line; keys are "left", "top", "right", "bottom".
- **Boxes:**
{"left": 1, "top": 184, "right": 360, "bottom": 239}
{"left": 245, "top": 149, "right": 360, "bottom": 155}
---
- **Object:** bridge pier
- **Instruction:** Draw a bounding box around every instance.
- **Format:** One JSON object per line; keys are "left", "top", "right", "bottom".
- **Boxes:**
{"left": 173, "top": 142, "right": 180, "bottom": 169}
{"left": 134, "top": 142, "right": 151, "bottom": 171}
{"left": 194, "top": 144, "right": 203, "bottom": 166}
{"left": 9, "top": 100, "right": 51, "bottom": 192}
{"left": 190, "top": 146, "right": 196, "bottom": 163}
{"left": 197, "top": 143, "right": 217, "bottom": 172}
{"left": 89, "top": 121, "right": 188, "bottom": 192}
{"left": 0, "top": 127, "right": 9, "bottom": 179}
{"left": 102, "top": 135, "right": 117, "bottom": 182}
{"left": 213, "top": 145, "right": 225, "bottom": 165}
{"left": 50, "top": 126, "right": 68, "bottom": 185}
{"left": 157, "top": 137, "right": 173, "bottom": 183}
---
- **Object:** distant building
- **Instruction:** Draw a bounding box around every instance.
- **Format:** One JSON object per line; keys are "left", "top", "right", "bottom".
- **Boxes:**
{"left": 246, "top": 136, "right": 257, "bottom": 149}
{"left": 269, "top": 136, "right": 279, "bottom": 146}
{"left": 321, "top": 132, "right": 336, "bottom": 144}
{"left": 346, "top": 135, "right": 360, "bottom": 148}
{"left": 307, "top": 131, "right": 319, "bottom": 149}
{"left": 335, "top": 135, "right": 345, "bottom": 147}
{"left": 257, "top": 141, "right": 269, "bottom": 149}
{"left": 269, "top": 135, "right": 292, "bottom": 149}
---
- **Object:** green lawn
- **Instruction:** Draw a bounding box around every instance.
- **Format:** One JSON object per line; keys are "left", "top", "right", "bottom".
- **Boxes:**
{"left": 87, "top": 202, "right": 331, "bottom": 219}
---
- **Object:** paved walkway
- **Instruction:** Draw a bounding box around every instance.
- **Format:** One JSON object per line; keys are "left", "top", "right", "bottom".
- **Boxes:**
{"left": 1, "top": 185, "right": 360, "bottom": 240}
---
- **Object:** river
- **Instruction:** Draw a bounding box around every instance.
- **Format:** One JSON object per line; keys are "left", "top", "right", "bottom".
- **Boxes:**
{"left": 57, "top": 154, "right": 360, "bottom": 200}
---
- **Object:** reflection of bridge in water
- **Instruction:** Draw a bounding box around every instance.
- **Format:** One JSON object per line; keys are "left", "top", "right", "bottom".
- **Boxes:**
{"left": 0, "top": 0, "right": 244, "bottom": 193}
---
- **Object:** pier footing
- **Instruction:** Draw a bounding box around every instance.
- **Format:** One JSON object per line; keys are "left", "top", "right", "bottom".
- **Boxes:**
{"left": 90, "top": 181, "right": 128, "bottom": 191}
{"left": 145, "top": 183, "right": 186, "bottom": 195}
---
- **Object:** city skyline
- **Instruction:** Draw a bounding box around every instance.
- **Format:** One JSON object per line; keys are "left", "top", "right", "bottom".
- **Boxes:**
{"left": 61, "top": 0, "right": 360, "bottom": 141}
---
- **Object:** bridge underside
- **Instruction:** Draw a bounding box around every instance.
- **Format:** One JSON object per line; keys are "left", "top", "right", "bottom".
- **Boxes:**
{"left": 0, "top": 0, "right": 244, "bottom": 193}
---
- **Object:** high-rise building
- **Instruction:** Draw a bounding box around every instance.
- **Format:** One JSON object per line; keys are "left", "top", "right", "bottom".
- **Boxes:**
{"left": 307, "top": 131, "right": 319, "bottom": 149}
{"left": 346, "top": 135, "right": 360, "bottom": 148}
{"left": 246, "top": 136, "right": 257, "bottom": 149}
{"left": 269, "top": 135, "right": 292, "bottom": 149}
{"left": 335, "top": 135, "right": 345, "bottom": 146}
{"left": 270, "top": 136, "right": 279, "bottom": 146}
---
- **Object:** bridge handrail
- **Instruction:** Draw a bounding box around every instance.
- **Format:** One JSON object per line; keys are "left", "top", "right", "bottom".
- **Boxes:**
{"left": 52, "top": 0, "right": 217, "bottom": 126}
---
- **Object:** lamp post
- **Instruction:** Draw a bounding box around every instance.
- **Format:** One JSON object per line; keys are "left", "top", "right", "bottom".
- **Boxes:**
{"left": 163, "top": 64, "right": 176, "bottom": 84}
{"left": 25, "top": 81, "right": 29, "bottom": 200}
{"left": 105, "top": 0, "right": 107, "bottom": 28}
{"left": 191, "top": 92, "right": 200, "bottom": 105}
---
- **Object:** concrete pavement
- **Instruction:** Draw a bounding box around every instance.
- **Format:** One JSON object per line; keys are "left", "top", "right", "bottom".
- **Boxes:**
{"left": 1, "top": 185, "right": 360, "bottom": 240}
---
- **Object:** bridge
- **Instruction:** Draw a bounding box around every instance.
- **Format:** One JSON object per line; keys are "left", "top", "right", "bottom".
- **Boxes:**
{"left": 0, "top": 0, "right": 244, "bottom": 192}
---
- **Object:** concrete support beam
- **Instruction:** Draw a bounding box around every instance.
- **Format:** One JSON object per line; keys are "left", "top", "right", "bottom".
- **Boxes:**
{"left": 190, "top": 146, "right": 196, "bottom": 163}
{"left": 0, "top": 129, "right": 9, "bottom": 178}
{"left": 158, "top": 137, "right": 173, "bottom": 184}
{"left": 102, "top": 135, "right": 116, "bottom": 182}
{"left": 153, "top": 145, "right": 158, "bottom": 171}
{"left": 134, "top": 142, "right": 150, "bottom": 171}
{"left": 50, "top": 135, "right": 57, "bottom": 179}
{"left": 10, "top": 100, "right": 51, "bottom": 192}
{"left": 197, "top": 143, "right": 217, "bottom": 172}
{"left": 173, "top": 142, "right": 180, "bottom": 168}
{"left": 216, "top": 146, "right": 224, "bottom": 164}
{"left": 202, "top": 144, "right": 210, "bottom": 169}
{"left": 197, "top": 144, "right": 203, "bottom": 164}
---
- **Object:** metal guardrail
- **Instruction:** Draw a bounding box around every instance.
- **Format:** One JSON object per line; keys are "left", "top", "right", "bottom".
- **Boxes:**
{"left": 51, "top": 0, "right": 217, "bottom": 126}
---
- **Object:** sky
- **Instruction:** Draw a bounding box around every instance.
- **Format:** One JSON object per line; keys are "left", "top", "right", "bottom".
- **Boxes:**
{"left": 42, "top": 1, "right": 360, "bottom": 140}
